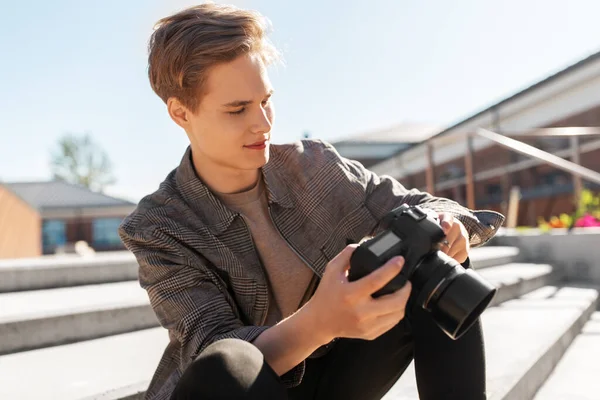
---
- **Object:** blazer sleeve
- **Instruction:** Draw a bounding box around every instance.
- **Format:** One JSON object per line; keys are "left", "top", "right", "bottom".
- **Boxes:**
{"left": 119, "top": 223, "right": 306, "bottom": 387}
{"left": 319, "top": 140, "right": 505, "bottom": 247}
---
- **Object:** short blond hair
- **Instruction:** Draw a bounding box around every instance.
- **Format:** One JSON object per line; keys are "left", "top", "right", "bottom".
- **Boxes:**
{"left": 148, "top": 3, "right": 281, "bottom": 112}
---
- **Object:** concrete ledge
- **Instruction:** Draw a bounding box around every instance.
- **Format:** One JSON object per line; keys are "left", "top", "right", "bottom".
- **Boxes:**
{"left": 0, "top": 304, "right": 158, "bottom": 355}
{"left": 80, "top": 382, "right": 149, "bottom": 400}
{"left": 0, "top": 247, "right": 520, "bottom": 293}
{"left": 492, "top": 230, "right": 600, "bottom": 285}
{"left": 478, "top": 263, "right": 559, "bottom": 307}
{"left": 469, "top": 246, "right": 520, "bottom": 269}
{"left": 0, "top": 281, "right": 158, "bottom": 354}
{"left": 0, "top": 328, "right": 167, "bottom": 400}
{"left": 0, "top": 252, "right": 138, "bottom": 292}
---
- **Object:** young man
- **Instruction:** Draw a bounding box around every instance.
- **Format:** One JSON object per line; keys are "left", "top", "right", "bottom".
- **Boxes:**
{"left": 119, "top": 4, "right": 504, "bottom": 400}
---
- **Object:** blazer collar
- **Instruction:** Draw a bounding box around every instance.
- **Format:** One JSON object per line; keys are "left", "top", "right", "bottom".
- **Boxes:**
{"left": 175, "top": 145, "right": 294, "bottom": 235}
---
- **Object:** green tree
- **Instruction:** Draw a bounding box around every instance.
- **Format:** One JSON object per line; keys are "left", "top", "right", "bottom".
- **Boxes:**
{"left": 50, "top": 133, "right": 116, "bottom": 192}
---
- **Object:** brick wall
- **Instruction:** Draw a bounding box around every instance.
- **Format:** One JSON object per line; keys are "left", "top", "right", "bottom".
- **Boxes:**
{"left": 0, "top": 185, "right": 41, "bottom": 259}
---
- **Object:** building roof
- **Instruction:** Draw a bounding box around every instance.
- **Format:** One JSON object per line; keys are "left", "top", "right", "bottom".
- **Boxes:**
{"left": 3, "top": 181, "right": 135, "bottom": 210}
{"left": 367, "top": 48, "right": 600, "bottom": 179}
{"left": 426, "top": 49, "right": 600, "bottom": 142}
{"left": 329, "top": 123, "right": 441, "bottom": 165}
{"left": 332, "top": 122, "right": 442, "bottom": 145}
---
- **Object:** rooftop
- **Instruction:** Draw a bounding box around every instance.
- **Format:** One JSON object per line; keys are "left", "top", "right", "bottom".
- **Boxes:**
{"left": 332, "top": 122, "right": 442, "bottom": 145}
{"left": 3, "top": 181, "right": 135, "bottom": 210}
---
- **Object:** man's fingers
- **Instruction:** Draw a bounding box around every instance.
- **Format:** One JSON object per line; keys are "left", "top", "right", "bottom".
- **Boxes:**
{"left": 368, "top": 280, "right": 412, "bottom": 315}
{"left": 327, "top": 244, "right": 358, "bottom": 277}
{"left": 440, "top": 239, "right": 451, "bottom": 255}
{"left": 368, "top": 308, "right": 410, "bottom": 338}
{"left": 438, "top": 213, "right": 458, "bottom": 255}
{"left": 453, "top": 249, "right": 469, "bottom": 264}
{"left": 352, "top": 256, "right": 404, "bottom": 296}
{"left": 438, "top": 212, "right": 454, "bottom": 234}
{"left": 445, "top": 224, "right": 461, "bottom": 245}
{"left": 448, "top": 234, "right": 466, "bottom": 256}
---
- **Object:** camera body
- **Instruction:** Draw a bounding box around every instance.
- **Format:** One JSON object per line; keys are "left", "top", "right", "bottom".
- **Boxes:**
{"left": 348, "top": 204, "right": 496, "bottom": 340}
{"left": 349, "top": 204, "right": 445, "bottom": 297}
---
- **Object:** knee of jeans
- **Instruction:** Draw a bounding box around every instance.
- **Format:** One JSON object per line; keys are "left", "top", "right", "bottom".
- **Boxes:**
{"left": 193, "top": 338, "right": 264, "bottom": 375}
{"left": 177, "top": 339, "right": 286, "bottom": 400}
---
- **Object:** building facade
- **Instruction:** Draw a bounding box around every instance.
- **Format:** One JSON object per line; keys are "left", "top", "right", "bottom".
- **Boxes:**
{"left": 0, "top": 181, "right": 136, "bottom": 258}
{"left": 339, "top": 51, "right": 600, "bottom": 227}
{"left": 0, "top": 184, "right": 41, "bottom": 259}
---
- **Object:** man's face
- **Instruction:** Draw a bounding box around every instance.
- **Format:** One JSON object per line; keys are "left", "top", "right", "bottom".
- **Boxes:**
{"left": 184, "top": 53, "right": 274, "bottom": 174}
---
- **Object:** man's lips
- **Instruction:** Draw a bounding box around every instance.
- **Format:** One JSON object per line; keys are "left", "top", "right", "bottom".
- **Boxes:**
{"left": 245, "top": 140, "right": 267, "bottom": 147}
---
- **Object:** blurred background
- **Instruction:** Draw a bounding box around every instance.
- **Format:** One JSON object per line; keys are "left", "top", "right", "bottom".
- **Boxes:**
{"left": 2, "top": 0, "right": 600, "bottom": 258}
{"left": 1, "top": 1, "right": 600, "bottom": 399}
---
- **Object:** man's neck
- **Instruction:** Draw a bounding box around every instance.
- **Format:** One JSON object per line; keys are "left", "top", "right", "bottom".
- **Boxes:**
{"left": 191, "top": 152, "right": 260, "bottom": 195}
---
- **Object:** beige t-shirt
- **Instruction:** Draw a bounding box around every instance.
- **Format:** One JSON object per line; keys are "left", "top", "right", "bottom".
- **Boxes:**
{"left": 216, "top": 176, "right": 317, "bottom": 325}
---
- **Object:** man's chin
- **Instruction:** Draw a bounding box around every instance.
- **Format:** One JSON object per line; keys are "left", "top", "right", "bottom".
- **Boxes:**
{"left": 253, "top": 150, "right": 270, "bottom": 167}
{"left": 240, "top": 154, "right": 269, "bottom": 170}
{"left": 256, "top": 156, "right": 269, "bottom": 169}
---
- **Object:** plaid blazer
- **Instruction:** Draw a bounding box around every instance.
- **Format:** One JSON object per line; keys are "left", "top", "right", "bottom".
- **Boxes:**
{"left": 119, "top": 139, "right": 505, "bottom": 400}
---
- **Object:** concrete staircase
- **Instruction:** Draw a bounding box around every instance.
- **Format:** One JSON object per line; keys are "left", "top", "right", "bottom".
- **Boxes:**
{"left": 0, "top": 246, "right": 597, "bottom": 400}
{"left": 383, "top": 247, "right": 599, "bottom": 400}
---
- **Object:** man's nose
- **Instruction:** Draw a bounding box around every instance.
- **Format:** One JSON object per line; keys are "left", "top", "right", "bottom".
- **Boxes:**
{"left": 250, "top": 107, "right": 272, "bottom": 134}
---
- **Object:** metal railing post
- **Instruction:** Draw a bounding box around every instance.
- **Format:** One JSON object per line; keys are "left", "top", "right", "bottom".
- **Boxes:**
{"left": 426, "top": 141, "right": 435, "bottom": 195}
{"left": 465, "top": 133, "right": 476, "bottom": 210}
{"left": 570, "top": 136, "right": 583, "bottom": 208}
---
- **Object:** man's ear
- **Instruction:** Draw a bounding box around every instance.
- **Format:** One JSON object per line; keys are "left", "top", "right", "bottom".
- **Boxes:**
{"left": 167, "top": 97, "right": 191, "bottom": 129}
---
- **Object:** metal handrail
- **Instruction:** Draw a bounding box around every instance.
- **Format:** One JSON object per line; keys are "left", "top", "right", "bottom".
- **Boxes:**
{"left": 502, "top": 126, "right": 600, "bottom": 137}
{"left": 476, "top": 128, "right": 600, "bottom": 185}
{"left": 428, "top": 126, "right": 600, "bottom": 148}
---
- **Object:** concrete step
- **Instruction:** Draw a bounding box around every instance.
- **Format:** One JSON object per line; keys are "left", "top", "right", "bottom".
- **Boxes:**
{"left": 0, "top": 281, "right": 158, "bottom": 355}
{"left": 469, "top": 246, "right": 520, "bottom": 269}
{"left": 477, "top": 263, "right": 559, "bottom": 307}
{"left": 0, "top": 251, "right": 137, "bottom": 292}
{"left": 9, "top": 262, "right": 552, "bottom": 400}
{"left": 0, "top": 260, "right": 543, "bottom": 356}
{"left": 533, "top": 311, "right": 600, "bottom": 400}
{"left": 383, "top": 285, "right": 599, "bottom": 400}
{"left": 0, "top": 328, "right": 168, "bottom": 400}
{"left": 0, "top": 246, "right": 519, "bottom": 293}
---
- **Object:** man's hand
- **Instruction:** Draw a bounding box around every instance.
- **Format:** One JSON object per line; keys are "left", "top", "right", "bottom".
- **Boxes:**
{"left": 253, "top": 245, "right": 411, "bottom": 377}
{"left": 438, "top": 213, "right": 470, "bottom": 263}
{"left": 304, "top": 245, "right": 412, "bottom": 345}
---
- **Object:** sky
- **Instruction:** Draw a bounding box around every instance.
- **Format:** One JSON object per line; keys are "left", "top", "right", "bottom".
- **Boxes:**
{"left": 1, "top": 0, "right": 600, "bottom": 202}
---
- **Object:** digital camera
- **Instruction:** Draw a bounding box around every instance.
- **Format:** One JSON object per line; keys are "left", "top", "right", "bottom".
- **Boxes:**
{"left": 349, "top": 204, "right": 496, "bottom": 340}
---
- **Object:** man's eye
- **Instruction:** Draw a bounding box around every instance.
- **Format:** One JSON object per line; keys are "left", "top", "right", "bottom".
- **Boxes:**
{"left": 228, "top": 108, "right": 245, "bottom": 115}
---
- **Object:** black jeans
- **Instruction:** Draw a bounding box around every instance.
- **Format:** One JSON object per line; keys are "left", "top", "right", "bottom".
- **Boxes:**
{"left": 170, "top": 304, "right": 487, "bottom": 400}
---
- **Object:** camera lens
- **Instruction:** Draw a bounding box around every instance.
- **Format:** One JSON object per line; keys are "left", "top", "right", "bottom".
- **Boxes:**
{"left": 413, "top": 251, "right": 497, "bottom": 340}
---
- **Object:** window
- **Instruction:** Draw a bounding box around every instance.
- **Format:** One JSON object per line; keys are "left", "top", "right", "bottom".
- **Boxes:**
{"left": 486, "top": 184, "right": 503, "bottom": 197}
{"left": 541, "top": 171, "right": 570, "bottom": 186}
{"left": 535, "top": 137, "right": 570, "bottom": 154}
{"left": 92, "top": 218, "right": 123, "bottom": 247}
{"left": 484, "top": 183, "right": 503, "bottom": 204}
{"left": 42, "top": 220, "right": 66, "bottom": 253}
{"left": 439, "top": 165, "right": 465, "bottom": 181}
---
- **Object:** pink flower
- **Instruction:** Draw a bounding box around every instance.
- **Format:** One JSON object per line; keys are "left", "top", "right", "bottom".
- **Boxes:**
{"left": 574, "top": 214, "right": 600, "bottom": 227}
